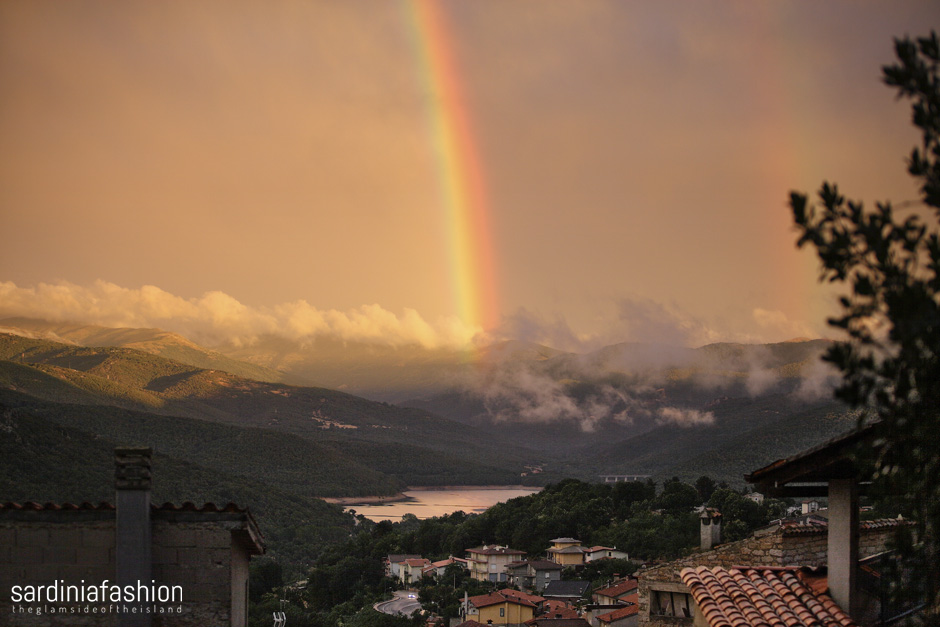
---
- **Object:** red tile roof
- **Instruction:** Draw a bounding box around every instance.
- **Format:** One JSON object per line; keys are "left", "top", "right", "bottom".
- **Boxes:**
{"left": 779, "top": 517, "right": 910, "bottom": 536}
{"left": 680, "top": 566, "right": 857, "bottom": 627}
{"left": 595, "top": 603, "right": 638, "bottom": 623}
{"left": 468, "top": 591, "right": 538, "bottom": 610}
{"left": 538, "top": 599, "right": 579, "bottom": 619}
{"left": 0, "top": 501, "right": 265, "bottom": 553}
{"left": 499, "top": 589, "right": 545, "bottom": 606}
{"left": 0, "top": 501, "right": 114, "bottom": 511}
{"left": 0, "top": 500, "right": 251, "bottom": 513}
{"left": 594, "top": 579, "right": 638, "bottom": 599}
{"left": 525, "top": 619, "right": 590, "bottom": 627}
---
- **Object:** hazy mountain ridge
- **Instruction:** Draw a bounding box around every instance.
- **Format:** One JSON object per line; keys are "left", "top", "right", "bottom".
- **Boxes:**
{"left": 0, "top": 318, "right": 852, "bottom": 488}
{"left": 0, "top": 332, "right": 543, "bottom": 488}
{"left": 0, "top": 317, "right": 284, "bottom": 383}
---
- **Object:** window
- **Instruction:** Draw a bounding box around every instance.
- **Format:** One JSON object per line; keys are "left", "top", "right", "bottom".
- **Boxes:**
{"left": 651, "top": 590, "right": 693, "bottom": 618}
{"left": 499, "top": 608, "right": 505, "bottom": 617}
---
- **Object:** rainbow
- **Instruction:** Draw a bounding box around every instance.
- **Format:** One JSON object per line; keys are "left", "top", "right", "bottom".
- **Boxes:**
{"left": 405, "top": 0, "right": 499, "bottom": 343}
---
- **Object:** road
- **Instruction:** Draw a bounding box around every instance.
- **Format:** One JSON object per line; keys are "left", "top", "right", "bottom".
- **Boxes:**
{"left": 374, "top": 590, "right": 422, "bottom": 617}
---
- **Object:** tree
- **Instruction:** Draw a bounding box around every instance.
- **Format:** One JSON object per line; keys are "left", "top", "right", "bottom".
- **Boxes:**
{"left": 694, "top": 475, "right": 717, "bottom": 504}
{"left": 790, "top": 31, "right": 940, "bottom": 620}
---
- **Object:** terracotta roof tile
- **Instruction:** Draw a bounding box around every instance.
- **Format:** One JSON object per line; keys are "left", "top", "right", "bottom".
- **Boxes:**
{"left": 468, "top": 591, "right": 538, "bottom": 609}
{"left": 0, "top": 500, "right": 250, "bottom": 514}
{"left": 0, "top": 501, "right": 114, "bottom": 511}
{"left": 680, "top": 566, "right": 857, "bottom": 627}
{"left": 595, "top": 603, "right": 638, "bottom": 623}
{"left": 779, "top": 517, "right": 911, "bottom": 536}
{"left": 594, "top": 580, "right": 638, "bottom": 598}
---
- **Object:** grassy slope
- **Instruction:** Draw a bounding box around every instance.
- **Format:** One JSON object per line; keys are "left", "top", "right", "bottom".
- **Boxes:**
{"left": 0, "top": 403, "right": 355, "bottom": 568}
{"left": 0, "top": 333, "right": 528, "bottom": 487}
{"left": 0, "top": 317, "right": 284, "bottom": 383}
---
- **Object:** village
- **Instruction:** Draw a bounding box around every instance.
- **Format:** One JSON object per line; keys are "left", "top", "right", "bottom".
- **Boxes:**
{"left": 379, "top": 425, "right": 912, "bottom": 627}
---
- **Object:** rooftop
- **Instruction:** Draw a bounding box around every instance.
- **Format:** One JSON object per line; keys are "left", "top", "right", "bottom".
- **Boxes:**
{"left": 0, "top": 500, "right": 265, "bottom": 553}
{"left": 594, "top": 580, "right": 638, "bottom": 598}
{"left": 542, "top": 581, "right": 591, "bottom": 598}
{"left": 595, "top": 603, "right": 638, "bottom": 623}
{"left": 745, "top": 423, "right": 878, "bottom": 498}
{"left": 467, "top": 544, "right": 526, "bottom": 556}
{"left": 468, "top": 591, "right": 538, "bottom": 610}
{"left": 680, "top": 566, "right": 857, "bottom": 627}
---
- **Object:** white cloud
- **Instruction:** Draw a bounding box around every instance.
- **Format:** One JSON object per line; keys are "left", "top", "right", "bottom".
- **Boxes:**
{"left": 657, "top": 406, "right": 715, "bottom": 427}
{"left": 0, "top": 280, "right": 479, "bottom": 349}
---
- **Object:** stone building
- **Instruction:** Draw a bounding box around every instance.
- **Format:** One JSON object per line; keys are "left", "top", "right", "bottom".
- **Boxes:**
{"left": 0, "top": 447, "right": 264, "bottom": 626}
{"left": 637, "top": 516, "right": 902, "bottom": 626}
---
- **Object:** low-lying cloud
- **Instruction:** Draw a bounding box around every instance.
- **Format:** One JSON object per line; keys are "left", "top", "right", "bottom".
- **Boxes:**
{"left": 0, "top": 280, "right": 480, "bottom": 349}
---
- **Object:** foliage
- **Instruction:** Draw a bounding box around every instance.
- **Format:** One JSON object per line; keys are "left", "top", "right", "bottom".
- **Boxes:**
{"left": 706, "top": 489, "right": 787, "bottom": 543}
{"left": 574, "top": 558, "right": 639, "bottom": 589}
{"left": 695, "top": 475, "right": 717, "bottom": 503}
{"left": 790, "top": 31, "right": 940, "bottom": 619}
{"left": 249, "top": 558, "right": 284, "bottom": 603}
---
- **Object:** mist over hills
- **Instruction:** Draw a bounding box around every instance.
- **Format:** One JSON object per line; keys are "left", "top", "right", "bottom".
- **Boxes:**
{"left": 0, "top": 317, "right": 855, "bottom": 491}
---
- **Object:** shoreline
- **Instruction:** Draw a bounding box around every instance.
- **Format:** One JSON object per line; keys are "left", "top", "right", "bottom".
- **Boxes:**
{"left": 322, "top": 485, "right": 539, "bottom": 506}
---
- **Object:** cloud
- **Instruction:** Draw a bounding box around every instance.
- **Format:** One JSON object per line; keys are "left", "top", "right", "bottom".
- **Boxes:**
{"left": 0, "top": 280, "right": 479, "bottom": 349}
{"left": 752, "top": 308, "right": 816, "bottom": 341}
{"left": 476, "top": 364, "right": 636, "bottom": 432}
{"left": 657, "top": 406, "right": 715, "bottom": 427}
{"left": 614, "top": 298, "right": 724, "bottom": 347}
{"left": 496, "top": 308, "right": 587, "bottom": 352}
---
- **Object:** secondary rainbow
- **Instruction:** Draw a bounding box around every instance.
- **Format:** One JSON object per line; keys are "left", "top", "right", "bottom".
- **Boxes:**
{"left": 406, "top": 0, "right": 500, "bottom": 341}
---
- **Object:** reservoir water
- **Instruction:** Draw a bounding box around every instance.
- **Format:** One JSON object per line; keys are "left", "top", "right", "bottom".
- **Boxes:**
{"left": 345, "top": 487, "right": 541, "bottom": 522}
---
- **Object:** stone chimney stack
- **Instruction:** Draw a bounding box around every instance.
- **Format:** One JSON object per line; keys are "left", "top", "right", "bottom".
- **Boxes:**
{"left": 115, "top": 447, "right": 153, "bottom": 627}
{"left": 700, "top": 508, "right": 722, "bottom": 550}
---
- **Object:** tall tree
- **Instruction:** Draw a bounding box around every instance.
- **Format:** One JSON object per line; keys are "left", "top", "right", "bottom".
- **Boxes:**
{"left": 790, "top": 31, "right": 940, "bottom": 620}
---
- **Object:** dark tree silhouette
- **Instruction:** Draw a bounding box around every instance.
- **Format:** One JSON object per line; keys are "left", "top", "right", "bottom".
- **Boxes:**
{"left": 790, "top": 31, "right": 940, "bottom": 620}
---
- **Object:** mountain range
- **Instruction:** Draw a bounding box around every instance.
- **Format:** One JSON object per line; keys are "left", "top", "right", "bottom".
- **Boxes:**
{"left": 0, "top": 317, "right": 855, "bottom": 488}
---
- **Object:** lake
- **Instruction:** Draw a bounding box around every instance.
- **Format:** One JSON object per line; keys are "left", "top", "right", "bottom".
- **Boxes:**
{"left": 344, "top": 486, "right": 541, "bottom": 522}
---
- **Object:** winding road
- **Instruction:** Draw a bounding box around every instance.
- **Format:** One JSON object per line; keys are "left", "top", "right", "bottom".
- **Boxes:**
{"left": 374, "top": 590, "right": 422, "bottom": 617}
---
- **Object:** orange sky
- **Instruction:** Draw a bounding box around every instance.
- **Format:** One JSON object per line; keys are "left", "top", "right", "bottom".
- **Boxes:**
{"left": 0, "top": 1, "right": 935, "bottom": 349}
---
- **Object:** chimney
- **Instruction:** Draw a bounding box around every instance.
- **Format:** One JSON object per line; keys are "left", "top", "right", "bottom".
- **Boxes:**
{"left": 700, "top": 508, "right": 722, "bottom": 550}
{"left": 115, "top": 447, "right": 153, "bottom": 627}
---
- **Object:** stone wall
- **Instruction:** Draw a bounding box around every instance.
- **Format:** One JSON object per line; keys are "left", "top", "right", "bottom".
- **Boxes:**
{"left": 0, "top": 511, "right": 247, "bottom": 627}
{"left": 1, "top": 514, "right": 116, "bottom": 626}
{"left": 151, "top": 520, "right": 236, "bottom": 626}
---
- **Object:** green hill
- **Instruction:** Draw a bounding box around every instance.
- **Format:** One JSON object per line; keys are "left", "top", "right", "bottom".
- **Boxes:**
{"left": 0, "top": 401, "right": 355, "bottom": 570}
{"left": 0, "top": 333, "right": 537, "bottom": 487}
{"left": 0, "top": 317, "right": 283, "bottom": 383}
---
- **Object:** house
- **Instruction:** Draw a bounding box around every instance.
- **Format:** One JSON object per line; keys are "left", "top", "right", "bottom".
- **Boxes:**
{"left": 743, "top": 492, "right": 764, "bottom": 505}
{"left": 463, "top": 589, "right": 541, "bottom": 626}
{"left": 422, "top": 556, "right": 469, "bottom": 579}
{"left": 593, "top": 603, "right": 638, "bottom": 627}
{"left": 385, "top": 554, "right": 421, "bottom": 579}
{"left": 583, "top": 546, "right": 629, "bottom": 563}
{"left": 546, "top": 538, "right": 587, "bottom": 567}
{"left": 600, "top": 475, "right": 651, "bottom": 484}
{"left": 466, "top": 545, "right": 526, "bottom": 582}
{"left": 525, "top": 619, "right": 591, "bottom": 627}
{"left": 399, "top": 558, "right": 432, "bottom": 585}
{"left": 535, "top": 599, "right": 581, "bottom": 620}
{"left": 637, "top": 514, "right": 904, "bottom": 626}
{"left": 592, "top": 579, "right": 638, "bottom": 605}
{"left": 0, "top": 447, "right": 264, "bottom": 627}
{"left": 638, "top": 424, "right": 911, "bottom": 626}
{"left": 506, "top": 559, "right": 564, "bottom": 592}
{"left": 542, "top": 581, "right": 591, "bottom": 604}
{"left": 802, "top": 499, "right": 821, "bottom": 515}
